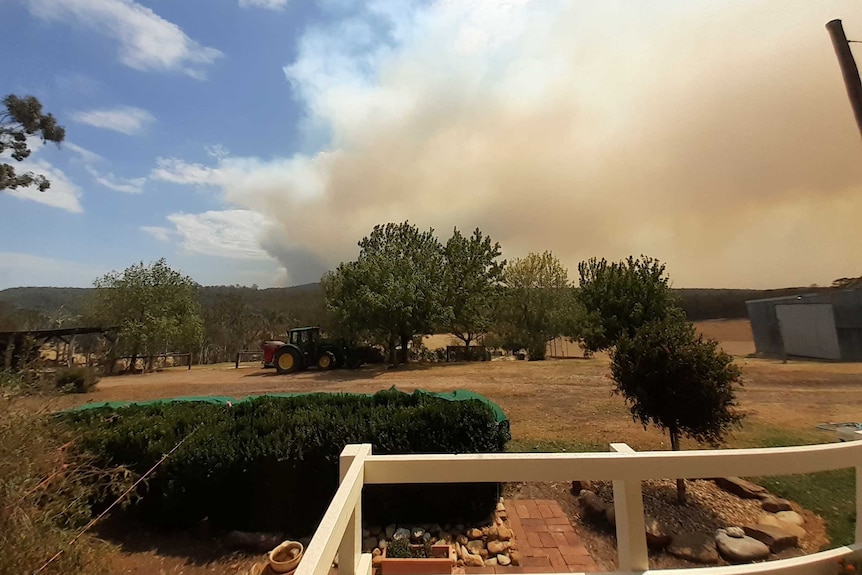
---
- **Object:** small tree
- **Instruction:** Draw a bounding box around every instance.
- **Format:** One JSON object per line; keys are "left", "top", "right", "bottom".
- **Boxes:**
{"left": 90, "top": 259, "right": 204, "bottom": 372}
{"left": 611, "top": 313, "right": 744, "bottom": 502}
{"left": 577, "top": 255, "right": 679, "bottom": 352}
{"left": 323, "top": 222, "right": 448, "bottom": 363}
{"left": 442, "top": 227, "right": 505, "bottom": 348}
{"left": 1, "top": 94, "right": 66, "bottom": 192}
{"left": 495, "top": 251, "right": 582, "bottom": 360}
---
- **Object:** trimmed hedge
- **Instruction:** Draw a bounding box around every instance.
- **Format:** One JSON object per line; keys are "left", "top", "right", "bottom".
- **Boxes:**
{"left": 61, "top": 390, "right": 510, "bottom": 535}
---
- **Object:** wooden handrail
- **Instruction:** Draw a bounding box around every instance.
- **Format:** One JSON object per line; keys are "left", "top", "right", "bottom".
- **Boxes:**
{"left": 302, "top": 441, "right": 862, "bottom": 575}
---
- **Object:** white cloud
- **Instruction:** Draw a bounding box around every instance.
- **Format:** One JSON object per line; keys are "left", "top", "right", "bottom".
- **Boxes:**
{"left": 27, "top": 0, "right": 222, "bottom": 79}
{"left": 147, "top": 210, "right": 274, "bottom": 260}
{"left": 64, "top": 142, "right": 104, "bottom": 164}
{"left": 2, "top": 159, "right": 84, "bottom": 213}
{"left": 71, "top": 106, "right": 155, "bottom": 135}
{"left": 205, "top": 144, "right": 230, "bottom": 159}
{"left": 150, "top": 157, "right": 220, "bottom": 185}
{"left": 239, "top": 0, "right": 289, "bottom": 9}
{"left": 0, "top": 252, "right": 107, "bottom": 289}
{"left": 85, "top": 165, "right": 145, "bottom": 194}
{"left": 2, "top": 137, "right": 84, "bottom": 212}
{"left": 141, "top": 225, "right": 172, "bottom": 242}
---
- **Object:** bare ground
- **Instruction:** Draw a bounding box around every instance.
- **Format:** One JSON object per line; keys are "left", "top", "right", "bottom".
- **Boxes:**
{"left": 27, "top": 320, "right": 862, "bottom": 573}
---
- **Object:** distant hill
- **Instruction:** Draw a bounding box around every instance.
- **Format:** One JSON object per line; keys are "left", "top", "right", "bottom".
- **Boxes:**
{"left": 0, "top": 283, "right": 827, "bottom": 325}
{"left": 673, "top": 287, "right": 828, "bottom": 320}
{"left": 0, "top": 287, "right": 93, "bottom": 316}
{"left": 0, "top": 283, "right": 326, "bottom": 331}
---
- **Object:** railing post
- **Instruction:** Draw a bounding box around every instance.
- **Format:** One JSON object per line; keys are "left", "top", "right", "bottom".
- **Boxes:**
{"left": 610, "top": 443, "right": 648, "bottom": 572}
{"left": 339, "top": 444, "right": 371, "bottom": 575}
{"left": 857, "top": 464, "right": 862, "bottom": 545}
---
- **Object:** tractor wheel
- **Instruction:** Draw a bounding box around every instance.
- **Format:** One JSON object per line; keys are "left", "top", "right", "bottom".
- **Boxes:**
{"left": 317, "top": 352, "right": 336, "bottom": 370}
{"left": 274, "top": 347, "right": 301, "bottom": 374}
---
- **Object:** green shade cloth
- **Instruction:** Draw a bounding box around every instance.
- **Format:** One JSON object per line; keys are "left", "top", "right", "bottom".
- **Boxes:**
{"left": 60, "top": 386, "right": 508, "bottom": 425}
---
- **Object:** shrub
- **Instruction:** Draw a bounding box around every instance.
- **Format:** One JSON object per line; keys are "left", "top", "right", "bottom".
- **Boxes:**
{"left": 61, "top": 390, "right": 510, "bottom": 535}
{"left": 611, "top": 313, "right": 743, "bottom": 501}
{"left": 0, "top": 370, "right": 24, "bottom": 397}
{"left": 526, "top": 339, "right": 546, "bottom": 361}
{"left": 386, "top": 538, "right": 433, "bottom": 558}
{"left": 1, "top": 402, "right": 132, "bottom": 575}
{"left": 55, "top": 366, "right": 100, "bottom": 393}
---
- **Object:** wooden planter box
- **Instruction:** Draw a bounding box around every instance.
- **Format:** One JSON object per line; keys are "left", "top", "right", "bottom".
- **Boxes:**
{"left": 380, "top": 544, "right": 454, "bottom": 575}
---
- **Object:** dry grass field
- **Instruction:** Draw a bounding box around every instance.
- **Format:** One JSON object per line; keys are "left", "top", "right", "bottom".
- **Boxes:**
{"left": 48, "top": 320, "right": 858, "bottom": 451}
{"left": 34, "top": 319, "right": 862, "bottom": 574}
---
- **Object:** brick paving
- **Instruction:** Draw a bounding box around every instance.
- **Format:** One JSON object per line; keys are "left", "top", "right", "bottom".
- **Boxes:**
{"left": 463, "top": 498, "right": 598, "bottom": 575}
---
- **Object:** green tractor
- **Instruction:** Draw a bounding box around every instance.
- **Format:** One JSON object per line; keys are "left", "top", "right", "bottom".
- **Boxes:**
{"left": 262, "top": 327, "right": 363, "bottom": 374}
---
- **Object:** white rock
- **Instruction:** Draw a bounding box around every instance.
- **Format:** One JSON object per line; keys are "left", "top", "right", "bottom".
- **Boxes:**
{"left": 775, "top": 511, "right": 804, "bottom": 526}
{"left": 715, "top": 530, "right": 770, "bottom": 563}
{"left": 464, "top": 553, "right": 484, "bottom": 567}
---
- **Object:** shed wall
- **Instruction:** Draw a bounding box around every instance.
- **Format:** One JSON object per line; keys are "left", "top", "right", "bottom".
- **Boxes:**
{"left": 746, "top": 289, "right": 862, "bottom": 361}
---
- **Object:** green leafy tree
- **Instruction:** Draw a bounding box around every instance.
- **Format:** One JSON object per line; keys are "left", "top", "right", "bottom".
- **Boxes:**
{"left": 611, "top": 313, "right": 743, "bottom": 502}
{"left": 323, "top": 222, "right": 448, "bottom": 363}
{"left": 199, "top": 293, "right": 264, "bottom": 364}
{"left": 90, "top": 259, "right": 204, "bottom": 372}
{"left": 495, "top": 251, "right": 581, "bottom": 360}
{"left": 442, "top": 227, "right": 505, "bottom": 348}
{"left": 1, "top": 95, "right": 66, "bottom": 192}
{"left": 577, "top": 255, "right": 680, "bottom": 352}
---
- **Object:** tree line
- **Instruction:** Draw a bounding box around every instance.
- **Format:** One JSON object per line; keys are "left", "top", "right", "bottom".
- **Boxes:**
{"left": 322, "top": 222, "right": 692, "bottom": 363}
{"left": 30, "top": 222, "right": 683, "bottom": 368}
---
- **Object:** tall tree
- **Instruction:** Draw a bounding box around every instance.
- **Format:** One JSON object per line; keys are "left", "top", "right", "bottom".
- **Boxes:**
{"left": 611, "top": 313, "right": 743, "bottom": 502}
{"left": 199, "top": 293, "right": 262, "bottom": 364}
{"left": 577, "top": 255, "right": 679, "bottom": 352}
{"left": 323, "top": 222, "right": 448, "bottom": 363}
{"left": 442, "top": 227, "right": 505, "bottom": 348}
{"left": 90, "top": 259, "right": 204, "bottom": 372}
{"left": 495, "top": 251, "right": 581, "bottom": 360}
{"left": 1, "top": 95, "right": 65, "bottom": 192}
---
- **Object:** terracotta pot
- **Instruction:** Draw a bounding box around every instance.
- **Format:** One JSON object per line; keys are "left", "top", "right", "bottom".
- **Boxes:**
{"left": 380, "top": 544, "right": 454, "bottom": 575}
{"left": 268, "top": 541, "right": 304, "bottom": 574}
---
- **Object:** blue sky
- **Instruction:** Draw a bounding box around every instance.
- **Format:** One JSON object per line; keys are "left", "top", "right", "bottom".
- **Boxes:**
{"left": 2, "top": 0, "right": 862, "bottom": 290}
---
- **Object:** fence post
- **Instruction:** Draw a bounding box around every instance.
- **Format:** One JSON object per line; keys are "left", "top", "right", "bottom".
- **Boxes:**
{"left": 857, "top": 464, "right": 862, "bottom": 545}
{"left": 236, "top": 352, "right": 240, "bottom": 369}
{"left": 610, "top": 443, "right": 648, "bottom": 572}
{"left": 339, "top": 444, "right": 370, "bottom": 575}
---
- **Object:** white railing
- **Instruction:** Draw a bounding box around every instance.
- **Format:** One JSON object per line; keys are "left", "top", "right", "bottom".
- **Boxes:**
{"left": 294, "top": 441, "right": 862, "bottom": 575}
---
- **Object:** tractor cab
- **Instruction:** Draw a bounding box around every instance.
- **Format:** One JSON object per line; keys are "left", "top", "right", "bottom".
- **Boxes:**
{"left": 288, "top": 327, "right": 320, "bottom": 364}
{"left": 289, "top": 326, "right": 320, "bottom": 347}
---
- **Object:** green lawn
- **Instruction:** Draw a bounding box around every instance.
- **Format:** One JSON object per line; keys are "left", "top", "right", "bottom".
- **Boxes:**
{"left": 507, "top": 438, "right": 603, "bottom": 453}
{"left": 743, "top": 430, "right": 856, "bottom": 548}
{"left": 756, "top": 469, "right": 855, "bottom": 548}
